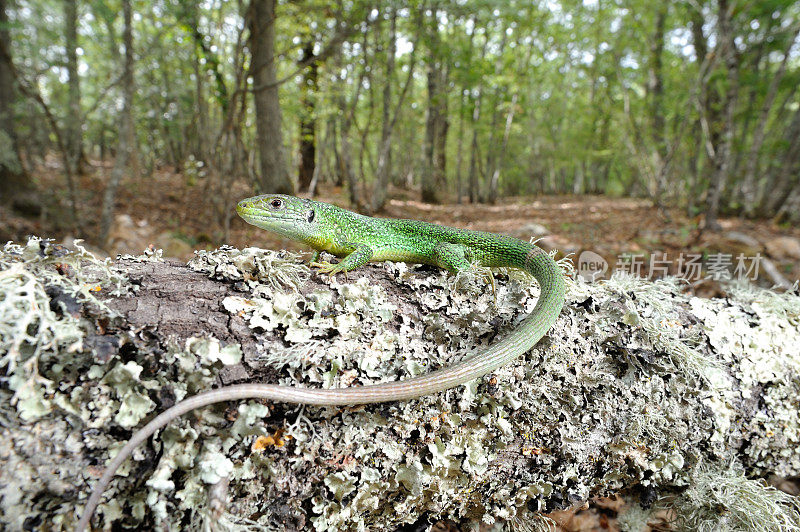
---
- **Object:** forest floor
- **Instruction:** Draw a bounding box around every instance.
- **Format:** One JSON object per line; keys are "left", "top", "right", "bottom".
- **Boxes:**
{"left": 2, "top": 160, "right": 800, "bottom": 531}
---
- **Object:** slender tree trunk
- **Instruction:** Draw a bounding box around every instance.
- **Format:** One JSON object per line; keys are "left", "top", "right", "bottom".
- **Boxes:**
{"left": 421, "top": 9, "right": 448, "bottom": 204}
{"left": 64, "top": 0, "right": 84, "bottom": 175}
{"left": 455, "top": 89, "right": 466, "bottom": 204}
{"left": 191, "top": 4, "right": 209, "bottom": 160}
{"left": 297, "top": 43, "right": 317, "bottom": 192}
{"left": 0, "top": 0, "right": 32, "bottom": 207}
{"left": 687, "top": 4, "right": 713, "bottom": 215}
{"left": 740, "top": 25, "right": 800, "bottom": 216}
{"left": 248, "top": 0, "right": 293, "bottom": 194}
{"left": 489, "top": 92, "right": 518, "bottom": 203}
{"left": 337, "top": 36, "right": 367, "bottom": 207}
{"left": 704, "top": 0, "right": 739, "bottom": 231}
{"left": 467, "top": 97, "right": 482, "bottom": 204}
{"left": 99, "top": 0, "right": 134, "bottom": 248}
{"left": 434, "top": 76, "right": 448, "bottom": 195}
{"left": 483, "top": 32, "right": 507, "bottom": 204}
{"left": 371, "top": 8, "right": 397, "bottom": 212}
{"left": 357, "top": 69, "right": 376, "bottom": 191}
{"left": 340, "top": 100, "right": 357, "bottom": 207}
{"left": 467, "top": 31, "right": 489, "bottom": 204}
{"left": 307, "top": 116, "right": 326, "bottom": 197}
{"left": 370, "top": 9, "right": 417, "bottom": 212}
{"left": 648, "top": 3, "right": 667, "bottom": 203}
{"left": 422, "top": 62, "right": 440, "bottom": 203}
{"left": 761, "top": 105, "right": 800, "bottom": 216}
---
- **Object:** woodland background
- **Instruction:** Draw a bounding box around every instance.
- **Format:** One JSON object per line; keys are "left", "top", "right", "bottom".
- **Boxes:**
{"left": 0, "top": 0, "right": 799, "bottom": 279}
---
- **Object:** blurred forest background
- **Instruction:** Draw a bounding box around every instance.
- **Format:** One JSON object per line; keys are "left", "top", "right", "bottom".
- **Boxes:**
{"left": 0, "top": 0, "right": 799, "bottom": 286}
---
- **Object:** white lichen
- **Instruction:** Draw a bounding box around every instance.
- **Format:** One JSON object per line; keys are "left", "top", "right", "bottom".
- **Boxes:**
{"left": 3, "top": 242, "right": 799, "bottom": 532}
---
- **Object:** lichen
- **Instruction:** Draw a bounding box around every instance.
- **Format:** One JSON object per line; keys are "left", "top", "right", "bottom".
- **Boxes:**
{"left": 657, "top": 462, "right": 800, "bottom": 531}
{"left": 2, "top": 243, "right": 799, "bottom": 531}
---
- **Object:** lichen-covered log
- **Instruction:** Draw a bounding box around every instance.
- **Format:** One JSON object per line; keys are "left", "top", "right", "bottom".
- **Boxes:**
{"left": 1, "top": 238, "right": 799, "bottom": 531}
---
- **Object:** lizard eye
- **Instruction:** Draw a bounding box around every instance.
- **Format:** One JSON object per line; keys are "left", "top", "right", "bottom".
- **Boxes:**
{"left": 269, "top": 198, "right": 284, "bottom": 209}
{"left": 306, "top": 209, "right": 315, "bottom": 223}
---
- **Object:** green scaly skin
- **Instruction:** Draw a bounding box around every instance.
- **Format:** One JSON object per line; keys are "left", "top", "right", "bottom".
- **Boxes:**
{"left": 77, "top": 194, "right": 565, "bottom": 530}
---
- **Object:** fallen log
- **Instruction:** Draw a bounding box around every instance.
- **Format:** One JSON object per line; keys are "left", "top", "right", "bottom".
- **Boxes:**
{"left": 0, "top": 238, "right": 798, "bottom": 530}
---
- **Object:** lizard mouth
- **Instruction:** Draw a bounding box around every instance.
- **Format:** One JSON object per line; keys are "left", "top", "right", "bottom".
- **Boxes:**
{"left": 238, "top": 212, "right": 299, "bottom": 223}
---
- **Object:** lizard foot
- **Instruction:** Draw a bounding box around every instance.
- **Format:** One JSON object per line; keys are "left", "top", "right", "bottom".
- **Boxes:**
{"left": 310, "top": 261, "right": 349, "bottom": 281}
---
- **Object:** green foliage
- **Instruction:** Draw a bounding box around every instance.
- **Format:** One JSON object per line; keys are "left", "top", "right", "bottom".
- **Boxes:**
{"left": 5, "top": 0, "right": 800, "bottom": 215}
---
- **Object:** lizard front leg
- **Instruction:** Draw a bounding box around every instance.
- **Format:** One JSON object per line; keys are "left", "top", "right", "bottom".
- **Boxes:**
{"left": 310, "top": 244, "right": 373, "bottom": 277}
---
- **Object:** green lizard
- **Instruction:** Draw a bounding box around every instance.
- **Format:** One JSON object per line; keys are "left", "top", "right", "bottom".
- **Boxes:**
{"left": 77, "top": 194, "right": 565, "bottom": 530}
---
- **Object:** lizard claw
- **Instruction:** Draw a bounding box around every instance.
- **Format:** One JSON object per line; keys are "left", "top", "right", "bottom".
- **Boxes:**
{"left": 310, "top": 261, "right": 348, "bottom": 281}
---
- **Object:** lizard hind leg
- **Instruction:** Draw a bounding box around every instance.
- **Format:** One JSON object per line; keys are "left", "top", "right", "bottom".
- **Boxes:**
{"left": 432, "top": 242, "right": 497, "bottom": 295}
{"left": 431, "top": 242, "right": 473, "bottom": 272}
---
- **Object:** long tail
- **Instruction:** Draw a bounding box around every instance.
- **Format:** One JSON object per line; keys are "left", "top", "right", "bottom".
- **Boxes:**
{"left": 76, "top": 245, "right": 564, "bottom": 531}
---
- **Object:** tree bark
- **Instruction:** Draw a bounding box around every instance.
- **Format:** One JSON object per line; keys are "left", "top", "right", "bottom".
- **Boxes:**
{"left": 297, "top": 43, "right": 317, "bottom": 193}
{"left": 484, "top": 31, "right": 507, "bottom": 204}
{"left": 422, "top": 64, "right": 439, "bottom": 203}
{"left": 421, "top": 9, "right": 448, "bottom": 204}
{"left": 0, "top": 0, "right": 31, "bottom": 207}
{"left": 370, "top": 8, "right": 397, "bottom": 212}
{"left": 248, "top": 0, "right": 293, "bottom": 195}
{"left": 488, "top": 92, "right": 517, "bottom": 203}
{"left": 704, "top": 0, "right": 739, "bottom": 231}
{"left": 4, "top": 244, "right": 800, "bottom": 530}
{"left": 64, "top": 0, "right": 84, "bottom": 175}
{"left": 99, "top": 0, "right": 134, "bottom": 248}
{"left": 335, "top": 36, "right": 366, "bottom": 207}
{"left": 761, "top": 104, "right": 800, "bottom": 216}
{"left": 455, "top": 88, "right": 466, "bottom": 204}
{"left": 647, "top": 3, "right": 667, "bottom": 203}
{"left": 740, "top": 24, "right": 800, "bottom": 216}
{"left": 467, "top": 30, "right": 488, "bottom": 204}
{"left": 370, "top": 9, "right": 417, "bottom": 213}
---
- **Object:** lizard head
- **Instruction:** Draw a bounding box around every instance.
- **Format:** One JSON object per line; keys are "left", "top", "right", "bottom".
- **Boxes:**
{"left": 236, "top": 194, "right": 334, "bottom": 250}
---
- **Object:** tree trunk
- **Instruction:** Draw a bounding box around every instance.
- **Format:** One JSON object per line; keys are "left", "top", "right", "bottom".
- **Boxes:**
{"left": 248, "top": 0, "right": 293, "bottom": 195}
{"left": 64, "top": 0, "right": 84, "bottom": 175}
{"left": 422, "top": 65, "right": 441, "bottom": 203}
{"left": 0, "top": 0, "right": 31, "bottom": 207}
{"left": 647, "top": 3, "right": 667, "bottom": 203}
{"left": 336, "top": 36, "right": 367, "bottom": 208}
{"left": 467, "top": 33, "right": 489, "bottom": 204}
{"left": 297, "top": 43, "right": 317, "bottom": 193}
{"left": 434, "top": 81, "right": 448, "bottom": 195}
{"left": 421, "top": 9, "right": 448, "bottom": 204}
{"left": 370, "top": 8, "right": 397, "bottom": 212}
{"left": 455, "top": 89, "right": 466, "bottom": 204}
{"left": 704, "top": 0, "right": 739, "bottom": 231}
{"left": 99, "top": 0, "right": 134, "bottom": 248}
{"left": 688, "top": 4, "right": 713, "bottom": 216}
{"left": 483, "top": 32, "right": 507, "bottom": 204}
{"left": 370, "top": 9, "right": 417, "bottom": 213}
{"left": 488, "top": 92, "right": 517, "bottom": 203}
{"left": 761, "top": 104, "right": 800, "bottom": 216}
{"left": 740, "top": 25, "right": 800, "bottom": 216}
